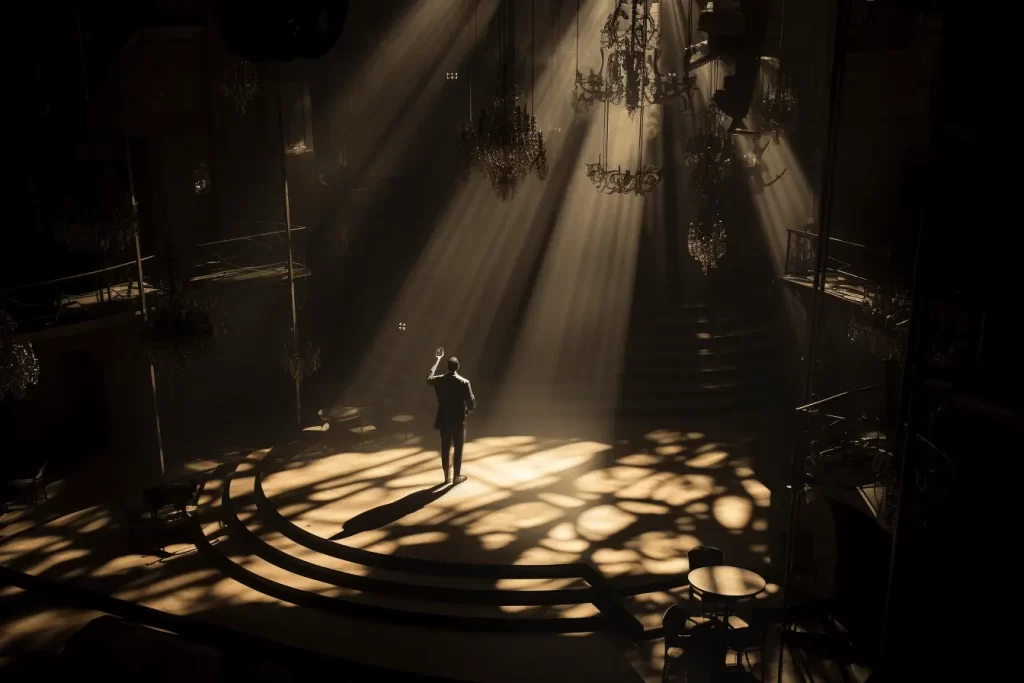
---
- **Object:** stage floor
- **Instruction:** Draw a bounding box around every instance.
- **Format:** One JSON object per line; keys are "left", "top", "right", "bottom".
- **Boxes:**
{"left": 261, "top": 428, "right": 777, "bottom": 587}
{"left": 2, "top": 416, "right": 806, "bottom": 682}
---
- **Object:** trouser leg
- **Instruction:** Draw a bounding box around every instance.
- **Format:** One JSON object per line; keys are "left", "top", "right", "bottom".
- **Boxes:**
{"left": 453, "top": 424, "right": 466, "bottom": 476}
{"left": 440, "top": 430, "right": 452, "bottom": 479}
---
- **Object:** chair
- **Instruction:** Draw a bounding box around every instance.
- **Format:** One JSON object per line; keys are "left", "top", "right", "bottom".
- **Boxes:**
{"left": 723, "top": 626, "right": 767, "bottom": 680}
{"left": 663, "top": 604, "right": 723, "bottom": 683}
{"left": 4, "top": 461, "right": 48, "bottom": 509}
{"left": 688, "top": 545, "right": 725, "bottom": 619}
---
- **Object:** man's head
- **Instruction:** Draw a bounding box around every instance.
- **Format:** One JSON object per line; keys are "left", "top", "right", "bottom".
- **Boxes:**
{"left": 447, "top": 356, "right": 460, "bottom": 372}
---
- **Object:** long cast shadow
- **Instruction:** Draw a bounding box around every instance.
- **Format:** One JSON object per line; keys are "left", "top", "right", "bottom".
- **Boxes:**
{"left": 329, "top": 483, "right": 450, "bottom": 540}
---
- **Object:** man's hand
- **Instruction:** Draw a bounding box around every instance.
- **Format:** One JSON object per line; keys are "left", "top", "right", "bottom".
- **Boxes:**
{"left": 435, "top": 347, "right": 445, "bottom": 359}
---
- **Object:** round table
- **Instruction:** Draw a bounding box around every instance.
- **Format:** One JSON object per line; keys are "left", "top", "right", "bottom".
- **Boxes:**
{"left": 687, "top": 565, "right": 766, "bottom": 628}
{"left": 688, "top": 565, "right": 767, "bottom": 601}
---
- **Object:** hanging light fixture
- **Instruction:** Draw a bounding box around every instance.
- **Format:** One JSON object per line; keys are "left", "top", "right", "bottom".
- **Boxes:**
{"left": 192, "top": 162, "right": 212, "bottom": 195}
{"left": 683, "top": 105, "right": 734, "bottom": 197}
{"left": 751, "top": 0, "right": 797, "bottom": 142}
{"left": 0, "top": 311, "right": 40, "bottom": 400}
{"left": 220, "top": 55, "right": 260, "bottom": 115}
{"left": 573, "top": 1, "right": 693, "bottom": 117}
{"left": 458, "top": 0, "right": 547, "bottom": 201}
{"left": 847, "top": 291, "right": 911, "bottom": 364}
{"left": 687, "top": 213, "right": 727, "bottom": 275}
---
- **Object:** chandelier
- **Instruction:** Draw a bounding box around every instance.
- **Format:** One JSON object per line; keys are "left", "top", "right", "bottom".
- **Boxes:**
{"left": 585, "top": 156, "right": 660, "bottom": 196}
{"left": 683, "top": 107, "right": 734, "bottom": 196}
{"left": 193, "top": 162, "right": 212, "bottom": 195}
{"left": 848, "top": 291, "right": 911, "bottom": 364}
{"left": 221, "top": 56, "right": 260, "bottom": 115}
{"left": 752, "top": 69, "right": 798, "bottom": 143}
{"left": 687, "top": 213, "right": 727, "bottom": 275}
{"left": 573, "top": 1, "right": 695, "bottom": 117}
{"left": 461, "top": 89, "right": 547, "bottom": 201}
{"left": 457, "top": 0, "right": 547, "bottom": 201}
{"left": 1, "top": 311, "right": 40, "bottom": 400}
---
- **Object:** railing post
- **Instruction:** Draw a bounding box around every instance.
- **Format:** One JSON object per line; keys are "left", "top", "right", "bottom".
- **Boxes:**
{"left": 127, "top": 137, "right": 165, "bottom": 478}
{"left": 276, "top": 65, "right": 302, "bottom": 428}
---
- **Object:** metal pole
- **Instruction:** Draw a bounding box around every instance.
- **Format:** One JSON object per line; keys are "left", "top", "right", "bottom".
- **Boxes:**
{"left": 276, "top": 65, "right": 302, "bottom": 427}
{"left": 779, "top": 2, "right": 850, "bottom": 681}
{"left": 127, "top": 137, "right": 165, "bottom": 477}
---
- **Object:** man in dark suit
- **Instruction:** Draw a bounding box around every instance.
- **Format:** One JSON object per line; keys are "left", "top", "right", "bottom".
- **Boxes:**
{"left": 426, "top": 347, "right": 476, "bottom": 484}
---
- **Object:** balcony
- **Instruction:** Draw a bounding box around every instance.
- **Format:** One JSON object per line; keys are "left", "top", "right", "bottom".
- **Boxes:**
{"left": 782, "top": 229, "right": 889, "bottom": 306}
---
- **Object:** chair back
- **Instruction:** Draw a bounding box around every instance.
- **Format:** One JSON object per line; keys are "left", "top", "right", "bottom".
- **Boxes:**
{"left": 688, "top": 545, "right": 724, "bottom": 571}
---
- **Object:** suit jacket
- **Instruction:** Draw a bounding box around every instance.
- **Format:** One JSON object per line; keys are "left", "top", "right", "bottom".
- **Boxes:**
{"left": 427, "top": 370, "right": 476, "bottom": 430}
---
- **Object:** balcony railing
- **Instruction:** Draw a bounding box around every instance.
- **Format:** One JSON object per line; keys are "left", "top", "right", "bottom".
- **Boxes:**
{"left": 794, "top": 383, "right": 900, "bottom": 525}
{"left": 783, "top": 229, "right": 888, "bottom": 305}
{"left": 191, "top": 223, "right": 309, "bottom": 286}
{"left": 5, "top": 224, "right": 311, "bottom": 337}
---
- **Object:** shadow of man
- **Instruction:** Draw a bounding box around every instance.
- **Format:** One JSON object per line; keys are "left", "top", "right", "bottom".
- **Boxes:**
{"left": 330, "top": 483, "right": 450, "bottom": 540}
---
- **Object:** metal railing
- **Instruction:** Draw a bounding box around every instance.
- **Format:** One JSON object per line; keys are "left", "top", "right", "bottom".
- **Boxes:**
{"left": 784, "top": 229, "right": 889, "bottom": 304}
{"left": 3, "top": 256, "right": 156, "bottom": 330}
{"left": 191, "top": 225, "right": 308, "bottom": 284}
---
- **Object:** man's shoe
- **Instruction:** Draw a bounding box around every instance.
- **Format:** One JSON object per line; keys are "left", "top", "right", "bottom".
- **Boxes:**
{"left": 453, "top": 475, "right": 468, "bottom": 485}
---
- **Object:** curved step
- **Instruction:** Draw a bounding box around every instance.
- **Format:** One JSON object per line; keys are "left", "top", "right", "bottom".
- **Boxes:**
{"left": 200, "top": 454, "right": 643, "bottom": 636}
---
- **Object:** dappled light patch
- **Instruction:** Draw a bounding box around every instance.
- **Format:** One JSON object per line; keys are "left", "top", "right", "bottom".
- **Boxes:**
{"left": 618, "top": 500, "right": 670, "bottom": 515}
{"left": 396, "top": 531, "right": 448, "bottom": 546}
{"left": 618, "top": 453, "right": 663, "bottom": 466}
{"left": 538, "top": 492, "right": 587, "bottom": 508}
{"left": 576, "top": 505, "right": 636, "bottom": 541}
{"left": 713, "top": 495, "right": 753, "bottom": 530}
{"left": 655, "top": 444, "right": 685, "bottom": 456}
{"left": 740, "top": 478, "right": 772, "bottom": 507}
{"left": 479, "top": 532, "right": 517, "bottom": 550}
{"left": 685, "top": 450, "right": 730, "bottom": 468}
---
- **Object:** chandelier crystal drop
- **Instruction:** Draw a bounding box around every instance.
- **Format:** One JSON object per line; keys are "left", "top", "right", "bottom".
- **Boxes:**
{"left": 687, "top": 215, "right": 727, "bottom": 275}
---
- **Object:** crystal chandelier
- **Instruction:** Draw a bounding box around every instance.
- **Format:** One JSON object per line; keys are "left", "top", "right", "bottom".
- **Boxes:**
{"left": 848, "top": 292, "right": 910, "bottom": 364}
{"left": 458, "top": 1, "right": 547, "bottom": 201}
{"left": 193, "top": 162, "right": 212, "bottom": 195}
{"left": 1, "top": 311, "right": 40, "bottom": 400}
{"left": 752, "top": 75, "right": 798, "bottom": 143}
{"left": 462, "top": 89, "right": 548, "bottom": 201}
{"left": 683, "top": 107, "right": 734, "bottom": 196}
{"left": 221, "top": 56, "right": 260, "bottom": 115}
{"left": 573, "top": 1, "right": 694, "bottom": 117}
{"left": 687, "top": 214, "right": 727, "bottom": 275}
{"left": 585, "top": 156, "right": 660, "bottom": 196}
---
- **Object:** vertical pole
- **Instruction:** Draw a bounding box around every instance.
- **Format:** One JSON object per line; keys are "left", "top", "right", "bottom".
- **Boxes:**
{"left": 779, "top": 2, "right": 850, "bottom": 682}
{"left": 127, "top": 138, "right": 165, "bottom": 477}
{"left": 277, "top": 65, "right": 302, "bottom": 427}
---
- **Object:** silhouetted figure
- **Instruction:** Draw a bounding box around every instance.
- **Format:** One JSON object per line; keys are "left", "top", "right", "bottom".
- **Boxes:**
{"left": 426, "top": 347, "right": 476, "bottom": 485}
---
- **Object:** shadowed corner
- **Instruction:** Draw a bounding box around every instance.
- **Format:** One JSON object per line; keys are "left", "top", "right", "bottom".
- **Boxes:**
{"left": 330, "top": 482, "right": 451, "bottom": 540}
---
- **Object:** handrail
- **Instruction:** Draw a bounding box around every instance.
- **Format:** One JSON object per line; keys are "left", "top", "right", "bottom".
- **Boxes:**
{"left": 914, "top": 432, "right": 955, "bottom": 465}
{"left": 0, "top": 562, "right": 469, "bottom": 682}
{"left": 785, "top": 228, "right": 874, "bottom": 251}
{"left": 195, "top": 226, "right": 307, "bottom": 248}
{"left": 794, "top": 383, "right": 891, "bottom": 413}
{"left": 7, "top": 256, "right": 156, "bottom": 291}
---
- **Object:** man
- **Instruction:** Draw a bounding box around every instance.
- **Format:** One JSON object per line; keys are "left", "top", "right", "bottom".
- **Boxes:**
{"left": 426, "top": 347, "right": 476, "bottom": 485}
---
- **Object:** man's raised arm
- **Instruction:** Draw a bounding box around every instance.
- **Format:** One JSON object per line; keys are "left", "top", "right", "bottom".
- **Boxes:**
{"left": 426, "top": 346, "right": 445, "bottom": 384}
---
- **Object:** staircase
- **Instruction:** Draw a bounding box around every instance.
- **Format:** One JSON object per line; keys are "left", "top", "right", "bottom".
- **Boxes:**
{"left": 617, "top": 297, "right": 785, "bottom": 417}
